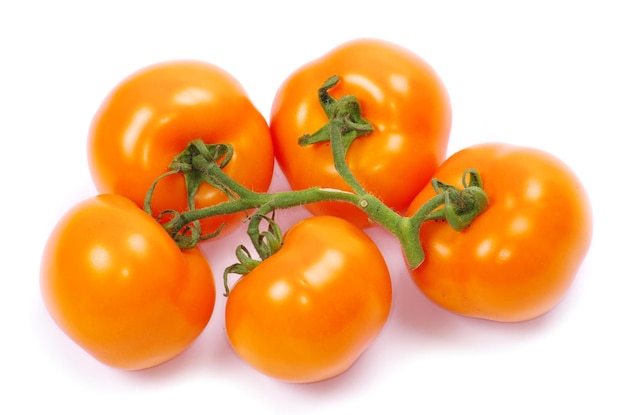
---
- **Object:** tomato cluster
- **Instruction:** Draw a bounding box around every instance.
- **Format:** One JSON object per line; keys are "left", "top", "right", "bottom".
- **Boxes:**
{"left": 40, "top": 39, "right": 592, "bottom": 382}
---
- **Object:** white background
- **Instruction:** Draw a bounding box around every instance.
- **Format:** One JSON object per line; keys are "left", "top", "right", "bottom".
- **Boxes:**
{"left": 2, "top": 1, "right": 624, "bottom": 413}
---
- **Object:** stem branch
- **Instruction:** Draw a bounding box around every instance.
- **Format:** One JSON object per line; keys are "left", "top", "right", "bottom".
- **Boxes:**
{"left": 147, "top": 76, "right": 489, "bottom": 276}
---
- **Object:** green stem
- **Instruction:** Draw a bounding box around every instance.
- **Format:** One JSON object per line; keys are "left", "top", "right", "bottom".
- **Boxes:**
{"left": 159, "top": 155, "right": 461, "bottom": 269}
{"left": 398, "top": 193, "right": 447, "bottom": 268}
{"left": 149, "top": 75, "right": 489, "bottom": 273}
{"left": 328, "top": 118, "right": 368, "bottom": 196}
{"left": 161, "top": 162, "right": 361, "bottom": 237}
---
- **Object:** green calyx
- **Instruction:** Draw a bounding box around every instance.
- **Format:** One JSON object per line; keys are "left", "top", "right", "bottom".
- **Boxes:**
{"left": 143, "top": 140, "right": 239, "bottom": 249}
{"left": 298, "top": 75, "right": 374, "bottom": 154}
{"left": 427, "top": 169, "right": 489, "bottom": 231}
{"left": 223, "top": 214, "right": 284, "bottom": 296}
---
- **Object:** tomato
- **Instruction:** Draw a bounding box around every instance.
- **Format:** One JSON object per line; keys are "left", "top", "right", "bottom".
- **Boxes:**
{"left": 270, "top": 38, "right": 451, "bottom": 228}
{"left": 406, "top": 143, "right": 593, "bottom": 322}
{"left": 88, "top": 60, "right": 274, "bottom": 238}
{"left": 40, "top": 194, "right": 215, "bottom": 370}
{"left": 225, "top": 215, "right": 392, "bottom": 383}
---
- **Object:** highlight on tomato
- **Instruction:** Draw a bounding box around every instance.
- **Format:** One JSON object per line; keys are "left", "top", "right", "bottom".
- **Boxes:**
{"left": 224, "top": 215, "right": 392, "bottom": 383}
{"left": 270, "top": 38, "right": 451, "bottom": 228}
{"left": 406, "top": 143, "right": 593, "bottom": 322}
{"left": 87, "top": 60, "right": 274, "bottom": 238}
{"left": 40, "top": 194, "right": 216, "bottom": 370}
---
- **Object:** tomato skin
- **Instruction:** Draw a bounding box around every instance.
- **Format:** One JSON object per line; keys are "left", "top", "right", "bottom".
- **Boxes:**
{"left": 270, "top": 38, "right": 451, "bottom": 227}
{"left": 225, "top": 216, "right": 392, "bottom": 383}
{"left": 88, "top": 60, "right": 274, "bottom": 237}
{"left": 40, "top": 194, "right": 215, "bottom": 370}
{"left": 406, "top": 143, "right": 593, "bottom": 322}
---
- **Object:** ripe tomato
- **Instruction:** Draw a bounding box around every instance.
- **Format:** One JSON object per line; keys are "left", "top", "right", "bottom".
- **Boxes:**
{"left": 406, "top": 143, "right": 593, "bottom": 322}
{"left": 225, "top": 216, "right": 392, "bottom": 383}
{"left": 40, "top": 194, "right": 215, "bottom": 370}
{"left": 270, "top": 38, "right": 451, "bottom": 227}
{"left": 88, "top": 60, "right": 274, "bottom": 238}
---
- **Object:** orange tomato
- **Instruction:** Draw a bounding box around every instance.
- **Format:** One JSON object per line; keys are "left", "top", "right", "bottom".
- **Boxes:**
{"left": 225, "top": 216, "right": 392, "bottom": 383}
{"left": 88, "top": 60, "right": 274, "bottom": 238}
{"left": 270, "top": 38, "right": 451, "bottom": 227}
{"left": 406, "top": 143, "right": 593, "bottom": 322}
{"left": 40, "top": 194, "right": 215, "bottom": 370}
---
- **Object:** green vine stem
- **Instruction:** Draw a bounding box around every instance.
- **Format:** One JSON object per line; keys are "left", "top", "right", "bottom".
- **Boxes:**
{"left": 145, "top": 75, "right": 489, "bottom": 271}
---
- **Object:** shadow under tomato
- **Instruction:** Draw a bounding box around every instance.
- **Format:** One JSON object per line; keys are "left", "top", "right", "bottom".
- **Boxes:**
{"left": 363, "top": 226, "right": 560, "bottom": 353}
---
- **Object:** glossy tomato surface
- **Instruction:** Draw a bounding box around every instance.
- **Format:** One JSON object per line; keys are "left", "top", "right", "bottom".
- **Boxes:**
{"left": 270, "top": 38, "right": 451, "bottom": 227}
{"left": 225, "top": 215, "right": 392, "bottom": 383}
{"left": 88, "top": 60, "right": 274, "bottom": 238}
{"left": 406, "top": 143, "right": 593, "bottom": 322}
{"left": 40, "top": 194, "right": 215, "bottom": 370}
